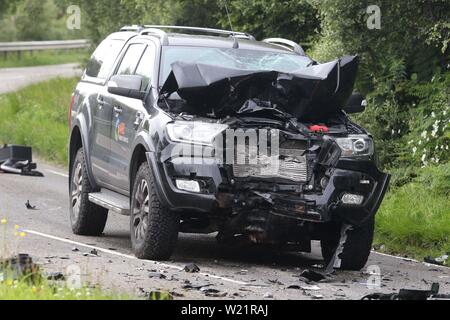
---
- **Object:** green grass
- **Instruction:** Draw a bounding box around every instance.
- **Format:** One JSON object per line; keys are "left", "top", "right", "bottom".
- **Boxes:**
{"left": 0, "top": 77, "right": 77, "bottom": 164}
{"left": 0, "top": 50, "right": 88, "bottom": 68}
{"left": 375, "top": 163, "right": 450, "bottom": 262}
{"left": 0, "top": 280, "right": 129, "bottom": 300}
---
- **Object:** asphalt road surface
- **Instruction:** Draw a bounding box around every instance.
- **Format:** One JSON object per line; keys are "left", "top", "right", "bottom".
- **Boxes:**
{"left": 0, "top": 63, "right": 81, "bottom": 94}
{"left": 0, "top": 65, "right": 448, "bottom": 300}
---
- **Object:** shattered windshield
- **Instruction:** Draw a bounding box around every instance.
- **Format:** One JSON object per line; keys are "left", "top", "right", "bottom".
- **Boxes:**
{"left": 159, "top": 46, "right": 312, "bottom": 85}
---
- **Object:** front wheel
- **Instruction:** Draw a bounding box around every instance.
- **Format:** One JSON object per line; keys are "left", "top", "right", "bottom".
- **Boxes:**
{"left": 130, "top": 162, "right": 179, "bottom": 261}
{"left": 321, "top": 217, "right": 375, "bottom": 271}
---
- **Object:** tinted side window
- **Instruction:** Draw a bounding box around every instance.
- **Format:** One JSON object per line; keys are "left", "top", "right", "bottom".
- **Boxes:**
{"left": 116, "top": 44, "right": 146, "bottom": 76}
{"left": 135, "top": 45, "right": 156, "bottom": 91}
{"left": 85, "top": 39, "right": 124, "bottom": 79}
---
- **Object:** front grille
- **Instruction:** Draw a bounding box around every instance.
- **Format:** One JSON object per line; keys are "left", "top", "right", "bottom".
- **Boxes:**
{"left": 233, "top": 147, "right": 308, "bottom": 182}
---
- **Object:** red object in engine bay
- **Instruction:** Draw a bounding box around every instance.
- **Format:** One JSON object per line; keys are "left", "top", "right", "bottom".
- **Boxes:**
{"left": 309, "top": 125, "right": 330, "bottom": 134}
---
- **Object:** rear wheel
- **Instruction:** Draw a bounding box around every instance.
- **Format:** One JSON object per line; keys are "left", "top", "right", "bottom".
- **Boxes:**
{"left": 70, "top": 149, "right": 108, "bottom": 236}
{"left": 321, "top": 217, "right": 375, "bottom": 271}
{"left": 130, "top": 162, "right": 179, "bottom": 260}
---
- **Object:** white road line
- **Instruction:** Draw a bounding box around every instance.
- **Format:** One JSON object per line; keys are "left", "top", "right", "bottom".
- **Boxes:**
{"left": 24, "top": 229, "right": 250, "bottom": 286}
{"left": 371, "top": 250, "right": 449, "bottom": 270}
{"left": 45, "top": 169, "right": 69, "bottom": 178}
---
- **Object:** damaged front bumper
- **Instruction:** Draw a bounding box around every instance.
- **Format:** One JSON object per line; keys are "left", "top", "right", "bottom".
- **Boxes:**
{"left": 145, "top": 144, "right": 390, "bottom": 229}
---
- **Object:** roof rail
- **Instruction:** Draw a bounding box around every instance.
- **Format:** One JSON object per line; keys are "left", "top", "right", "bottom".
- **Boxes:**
{"left": 262, "top": 38, "right": 306, "bottom": 56}
{"left": 120, "top": 25, "right": 144, "bottom": 32}
{"left": 140, "top": 25, "right": 255, "bottom": 41}
{"left": 139, "top": 28, "right": 170, "bottom": 45}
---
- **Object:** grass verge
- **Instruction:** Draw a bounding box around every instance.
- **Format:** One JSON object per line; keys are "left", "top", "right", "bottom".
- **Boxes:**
{"left": 0, "top": 279, "right": 129, "bottom": 300}
{"left": 0, "top": 77, "right": 77, "bottom": 165}
{"left": 0, "top": 50, "right": 88, "bottom": 69}
{"left": 374, "top": 163, "right": 450, "bottom": 263}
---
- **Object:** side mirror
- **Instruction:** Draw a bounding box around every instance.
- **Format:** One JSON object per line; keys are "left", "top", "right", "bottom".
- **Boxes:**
{"left": 343, "top": 93, "right": 367, "bottom": 114}
{"left": 107, "top": 75, "right": 146, "bottom": 100}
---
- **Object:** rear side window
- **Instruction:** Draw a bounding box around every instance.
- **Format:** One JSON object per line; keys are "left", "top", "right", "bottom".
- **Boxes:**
{"left": 85, "top": 39, "right": 124, "bottom": 79}
{"left": 116, "top": 44, "right": 146, "bottom": 76}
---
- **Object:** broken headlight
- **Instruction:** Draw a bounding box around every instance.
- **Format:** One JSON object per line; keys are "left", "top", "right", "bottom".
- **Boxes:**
{"left": 166, "top": 121, "right": 228, "bottom": 146}
{"left": 335, "top": 135, "right": 374, "bottom": 158}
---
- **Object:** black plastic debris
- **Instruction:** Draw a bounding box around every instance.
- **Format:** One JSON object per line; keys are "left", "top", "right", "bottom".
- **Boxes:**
{"left": 200, "top": 287, "right": 227, "bottom": 298}
{"left": 183, "top": 263, "right": 200, "bottom": 273}
{"left": 0, "top": 254, "right": 41, "bottom": 284}
{"left": 25, "top": 200, "right": 38, "bottom": 210}
{"left": 362, "top": 283, "right": 450, "bottom": 300}
{"left": 0, "top": 145, "right": 43, "bottom": 177}
{"left": 47, "top": 272, "right": 65, "bottom": 281}
{"left": 148, "top": 272, "right": 166, "bottom": 279}
{"left": 299, "top": 269, "right": 327, "bottom": 282}
{"left": 424, "top": 255, "right": 448, "bottom": 266}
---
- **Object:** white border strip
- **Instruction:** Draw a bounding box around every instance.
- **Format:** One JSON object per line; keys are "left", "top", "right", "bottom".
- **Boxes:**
{"left": 45, "top": 169, "right": 69, "bottom": 178}
{"left": 372, "top": 250, "right": 449, "bottom": 270}
{"left": 24, "top": 229, "right": 249, "bottom": 286}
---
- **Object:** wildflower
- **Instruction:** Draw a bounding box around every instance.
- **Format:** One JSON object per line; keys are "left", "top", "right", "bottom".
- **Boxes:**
{"left": 421, "top": 131, "right": 427, "bottom": 139}
{"left": 20, "top": 231, "right": 26, "bottom": 238}
{"left": 1, "top": 218, "right": 7, "bottom": 225}
{"left": 412, "top": 147, "right": 417, "bottom": 155}
{"left": 435, "top": 158, "right": 440, "bottom": 164}
{"left": 14, "top": 225, "right": 19, "bottom": 230}
{"left": 418, "top": 140, "right": 422, "bottom": 146}
{"left": 6, "top": 279, "right": 13, "bottom": 286}
{"left": 421, "top": 154, "right": 427, "bottom": 163}
{"left": 431, "top": 112, "right": 436, "bottom": 118}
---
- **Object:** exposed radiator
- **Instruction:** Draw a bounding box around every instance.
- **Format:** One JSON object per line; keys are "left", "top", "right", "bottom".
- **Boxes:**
{"left": 233, "top": 147, "right": 308, "bottom": 182}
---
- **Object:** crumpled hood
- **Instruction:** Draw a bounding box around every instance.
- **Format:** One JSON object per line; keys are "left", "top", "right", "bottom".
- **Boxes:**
{"left": 161, "top": 55, "right": 359, "bottom": 121}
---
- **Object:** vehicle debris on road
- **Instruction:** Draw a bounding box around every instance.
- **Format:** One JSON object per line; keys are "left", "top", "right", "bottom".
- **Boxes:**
{"left": 0, "top": 145, "right": 43, "bottom": 177}
{"left": 362, "top": 283, "right": 450, "bottom": 300}
{"left": 424, "top": 255, "right": 448, "bottom": 266}
{"left": 25, "top": 200, "right": 38, "bottom": 210}
{"left": 183, "top": 263, "right": 200, "bottom": 273}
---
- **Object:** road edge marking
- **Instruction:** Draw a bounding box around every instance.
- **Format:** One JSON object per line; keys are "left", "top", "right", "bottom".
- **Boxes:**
{"left": 45, "top": 169, "right": 69, "bottom": 178}
{"left": 24, "top": 229, "right": 250, "bottom": 286}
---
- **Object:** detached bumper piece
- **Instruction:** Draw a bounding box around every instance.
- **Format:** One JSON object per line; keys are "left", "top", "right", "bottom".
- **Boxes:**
{"left": 0, "top": 145, "right": 44, "bottom": 177}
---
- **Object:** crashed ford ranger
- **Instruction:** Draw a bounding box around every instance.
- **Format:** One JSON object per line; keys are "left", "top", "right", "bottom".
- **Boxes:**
{"left": 68, "top": 26, "right": 390, "bottom": 271}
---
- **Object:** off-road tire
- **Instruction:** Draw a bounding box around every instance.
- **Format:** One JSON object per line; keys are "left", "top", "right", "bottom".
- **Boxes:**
{"left": 321, "top": 217, "right": 375, "bottom": 271}
{"left": 130, "top": 162, "right": 179, "bottom": 260}
{"left": 70, "top": 149, "right": 108, "bottom": 236}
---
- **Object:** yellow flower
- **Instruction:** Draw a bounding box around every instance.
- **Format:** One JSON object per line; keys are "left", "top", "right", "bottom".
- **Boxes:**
{"left": 6, "top": 279, "right": 13, "bottom": 286}
{"left": 1, "top": 218, "right": 7, "bottom": 225}
{"left": 15, "top": 225, "right": 20, "bottom": 230}
{"left": 20, "top": 231, "right": 26, "bottom": 238}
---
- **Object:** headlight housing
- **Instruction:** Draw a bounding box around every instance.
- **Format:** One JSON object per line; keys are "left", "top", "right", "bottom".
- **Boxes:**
{"left": 166, "top": 121, "right": 228, "bottom": 146}
{"left": 335, "top": 135, "right": 374, "bottom": 158}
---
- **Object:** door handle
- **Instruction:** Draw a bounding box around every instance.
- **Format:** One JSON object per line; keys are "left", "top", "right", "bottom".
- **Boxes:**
{"left": 134, "top": 111, "right": 145, "bottom": 129}
{"left": 113, "top": 106, "right": 123, "bottom": 115}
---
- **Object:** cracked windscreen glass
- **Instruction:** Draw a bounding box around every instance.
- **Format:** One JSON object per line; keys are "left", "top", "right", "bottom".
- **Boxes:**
{"left": 159, "top": 46, "right": 312, "bottom": 85}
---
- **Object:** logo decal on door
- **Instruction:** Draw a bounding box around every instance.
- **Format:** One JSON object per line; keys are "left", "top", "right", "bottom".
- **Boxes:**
{"left": 114, "top": 117, "right": 129, "bottom": 143}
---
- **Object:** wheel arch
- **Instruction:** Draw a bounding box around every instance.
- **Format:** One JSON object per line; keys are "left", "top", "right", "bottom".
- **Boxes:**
{"left": 129, "top": 144, "right": 149, "bottom": 199}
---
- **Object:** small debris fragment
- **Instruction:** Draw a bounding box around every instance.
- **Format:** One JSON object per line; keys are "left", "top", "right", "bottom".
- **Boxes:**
{"left": 237, "top": 269, "right": 248, "bottom": 275}
{"left": 148, "top": 272, "right": 166, "bottom": 279}
{"left": 47, "top": 272, "right": 65, "bottom": 281}
{"left": 312, "top": 294, "right": 324, "bottom": 300}
{"left": 263, "top": 292, "right": 274, "bottom": 299}
{"left": 299, "top": 269, "right": 327, "bottom": 282}
{"left": 170, "top": 291, "right": 184, "bottom": 298}
{"left": 200, "top": 287, "right": 227, "bottom": 298}
{"left": 287, "top": 284, "right": 302, "bottom": 290}
{"left": 424, "top": 255, "right": 448, "bottom": 266}
{"left": 183, "top": 263, "right": 200, "bottom": 273}
{"left": 25, "top": 200, "right": 37, "bottom": 210}
{"left": 72, "top": 247, "right": 79, "bottom": 252}
{"left": 301, "top": 285, "right": 321, "bottom": 291}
